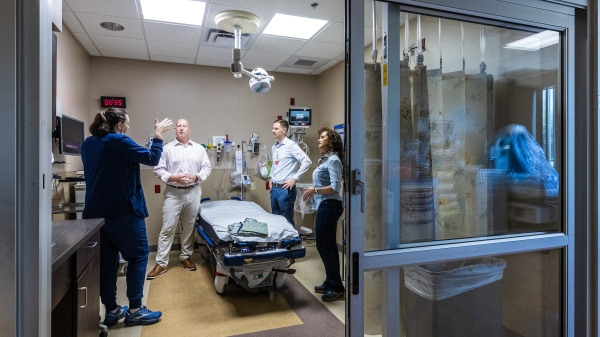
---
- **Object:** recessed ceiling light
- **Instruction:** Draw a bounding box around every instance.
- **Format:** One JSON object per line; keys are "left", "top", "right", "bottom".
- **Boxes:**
{"left": 100, "top": 22, "right": 124, "bottom": 31}
{"left": 263, "top": 14, "right": 327, "bottom": 39}
{"left": 504, "top": 30, "right": 559, "bottom": 51}
{"left": 140, "top": 0, "right": 206, "bottom": 26}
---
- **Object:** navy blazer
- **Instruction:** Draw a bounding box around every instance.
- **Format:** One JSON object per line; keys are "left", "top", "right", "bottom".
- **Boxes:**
{"left": 81, "top": 133, "right": 163, "bottom": 219}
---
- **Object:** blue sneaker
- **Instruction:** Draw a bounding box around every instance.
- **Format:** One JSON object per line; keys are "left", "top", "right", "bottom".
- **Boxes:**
{"left": 104, "top": 305, "right": 128, "bottom": 327}
{"left": 123, "top": 306, "right": 162, "bottom": 326}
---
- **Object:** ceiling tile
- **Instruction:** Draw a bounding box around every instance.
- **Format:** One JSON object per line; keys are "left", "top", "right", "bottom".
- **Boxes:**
{"left": 100, "top": 50, "right": 149, "bottom": 60}
{"left": 295, "top": 41, "right": 344, "bottom": 59}
{"left": 242, "top": 51, "right": 290, "bottom": 67}
{"left": 275, "top": 67, "right": 314, "bottom": 75}
{"left": 62, "top": 11, "right": 85, "bottom": 33}
{"left": 72, "top": 32, "right": 96, "bottom": 49}
{"left": 280, "top": 55, "right": 332, "bottom": 69}
{"left": 315, "top": 59, "right": 341, "bottom": 73}
{"left": 251, "top": 35, "right": 305, "bottom": 54}
{"left": 86, "top": 48, "right": 101, "bottom": 56}
{"left": 144, "top": 21, "right": 202, "bottom": 45}
{"left": 312, "top": 22, "right": 344, "bottom": 45}
{"left": 75, "top": 12, "right": 143, "bottom": 39}
{"left": 196, "top": 45, "right": 234, "bottom": 61}
{"left": 334, "top": 11, "right": 344, "bottom": 23}
{"left": 148, "top": 40, "right": 198, "bottom": 58}
{"left": 65, "top": 0, "right": 139, "bottom": 19}
{"left": 151, "top": 55, "right": 195, "bottom": 64}
{"left": 204, "top": 3, "right": 274, "bottom": 32}
{"left": 90, "top": 34, "right": 147, "bottom": 53}
{"left": 243, "top": 64, "right": 276, "bottom": 72}
{"left": 195, "top": 59, "right": 231, "bottom": 68}
{"left": 277, "top": 0, "right": 344, "bottom": 21}
{"left": 210, "top": 0, "right": 281, "bottom": 12}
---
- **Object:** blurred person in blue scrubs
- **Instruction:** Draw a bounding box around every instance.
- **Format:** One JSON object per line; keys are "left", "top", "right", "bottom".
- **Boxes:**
{"left": 302, "top": 127, "right": 345, "bottom": 301}
{"left": 82, "top": 108, "right": 172, "bottom": 327}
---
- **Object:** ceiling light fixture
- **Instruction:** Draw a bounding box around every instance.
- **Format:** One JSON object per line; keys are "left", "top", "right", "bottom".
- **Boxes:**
{"left": 100, "top": 22, "right": 124, "bottom": 31}
{"left": 504, "top": 30, "right": 559, "bottom": 51}
{"left": 215, "top": 10, "right": 274, "bottom": 93}
{"left": 262, "top": 13, "right": 327, "bottom": 39}
{"left": 140, "top": 0, "right": 206, "bottom": 26}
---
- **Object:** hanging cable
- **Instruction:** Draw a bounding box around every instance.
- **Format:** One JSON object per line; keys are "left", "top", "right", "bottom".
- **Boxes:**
{"left": 371, "top": 0, "right": 378, "bottom": 71}
{"left": 439, "top": 18, "right": 442, "bottom": 71}
{"left": 403, "top": 12, "right": 409, "bottom": 63}
{"left": 417, "top": 15, "right": 423, "bottom": 65}
{"left": 480, "top": 25, "right": 487, "bottom": 73}
{"left": 461, "top": 22, "right": 465, "bottom": 71}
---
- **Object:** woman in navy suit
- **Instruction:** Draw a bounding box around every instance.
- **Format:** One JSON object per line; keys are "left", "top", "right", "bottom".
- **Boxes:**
{"left": 82, "top": 108, "right": 171, "bottom": 327}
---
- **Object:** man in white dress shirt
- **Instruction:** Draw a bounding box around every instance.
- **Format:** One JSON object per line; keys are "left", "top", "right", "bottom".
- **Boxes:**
{"left": 270, "top": 119, "right": 312, "bottom": 227}
{"left": 147, "top": 119, "right": 211, "bottom": 279}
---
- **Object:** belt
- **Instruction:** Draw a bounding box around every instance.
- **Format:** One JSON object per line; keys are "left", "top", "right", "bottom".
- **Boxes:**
{"left": 271, "top": 182, "right": 284, "bottom": 188}
{"left": 168, "top": 184, "right": 198, "bottom": 190}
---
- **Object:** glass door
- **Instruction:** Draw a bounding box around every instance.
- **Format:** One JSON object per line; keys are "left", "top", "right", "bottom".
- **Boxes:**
{"left": 345, "top": 1, "right": 573, "bottom": 336}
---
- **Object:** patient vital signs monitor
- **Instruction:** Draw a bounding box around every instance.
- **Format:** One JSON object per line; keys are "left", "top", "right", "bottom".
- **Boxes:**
{"left": 288, "top": 108, "right": 311, "bottom": 127}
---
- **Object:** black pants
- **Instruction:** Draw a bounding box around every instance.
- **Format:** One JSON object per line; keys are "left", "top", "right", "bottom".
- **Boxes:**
{"left": 315, "top": 199, "right": 344, "bottom": 292}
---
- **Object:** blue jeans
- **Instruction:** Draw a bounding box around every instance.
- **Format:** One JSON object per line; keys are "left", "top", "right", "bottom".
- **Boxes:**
{"left": 100, "top": 213, "right": 149, "bottom": 311}
{"left": 316, "top": 199, "right": 344, "bottom": 292}
{"left": 270, "top": 185, "right": 296, "bottom": 227}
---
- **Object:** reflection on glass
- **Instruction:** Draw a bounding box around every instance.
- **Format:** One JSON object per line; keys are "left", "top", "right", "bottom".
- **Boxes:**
{"left": 364, "top": 13, "right": 562, "bottom": 250}
{"left": 364, "top": 250, "right": 562, "bottom": 336}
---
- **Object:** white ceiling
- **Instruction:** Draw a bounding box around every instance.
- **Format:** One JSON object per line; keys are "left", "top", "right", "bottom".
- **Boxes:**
{"left": 62, "top": 0, "right": 383, "bottom": 75}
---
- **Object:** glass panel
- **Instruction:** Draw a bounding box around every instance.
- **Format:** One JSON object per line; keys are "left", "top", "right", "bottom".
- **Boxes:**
{"left": 365, "top": 11, "right": 562, "bottom": 251}
{"left": 364, "top": 249, "right": 562, "bottom": 336}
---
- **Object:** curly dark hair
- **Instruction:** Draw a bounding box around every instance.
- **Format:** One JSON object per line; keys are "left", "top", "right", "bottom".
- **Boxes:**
{"left": 317, "top": 127, "right": 345, "bottom": 162}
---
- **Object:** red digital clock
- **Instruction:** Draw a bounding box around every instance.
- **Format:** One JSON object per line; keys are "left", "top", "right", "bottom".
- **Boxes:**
{"left": 100, "top": 96, "right": 126, "bottom": 108}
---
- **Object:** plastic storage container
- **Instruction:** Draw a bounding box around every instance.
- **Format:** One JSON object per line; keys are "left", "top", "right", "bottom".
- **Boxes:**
{"left": 404, "top": 258, "right": 507, "bottom": 337}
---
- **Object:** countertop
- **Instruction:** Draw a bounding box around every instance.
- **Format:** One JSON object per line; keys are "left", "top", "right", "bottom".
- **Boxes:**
{"left": 52, "top": 218, "right": 104, "bottom": 272}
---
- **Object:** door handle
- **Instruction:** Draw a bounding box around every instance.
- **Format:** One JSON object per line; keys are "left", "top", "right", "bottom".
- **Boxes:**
{"left": 85, "top": 242, "right": 98, "bottom": 248}
{"left": 352, "top": 170, "right": 366, "bottom": 213}
{"left": 78, "top": 286, "right": 88, "bottom": 308}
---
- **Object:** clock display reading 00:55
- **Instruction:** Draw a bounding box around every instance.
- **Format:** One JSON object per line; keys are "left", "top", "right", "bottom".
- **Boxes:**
{"left": 101, "top": 96, "right": 126, "bottom": 108}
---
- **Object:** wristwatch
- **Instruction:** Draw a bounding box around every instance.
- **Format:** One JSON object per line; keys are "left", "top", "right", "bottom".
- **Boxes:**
{"left": 195, "top": 175, "right": 199, "bottom": 183}
{"left": 314, "top": 187, "right": 318, "bottom": 194}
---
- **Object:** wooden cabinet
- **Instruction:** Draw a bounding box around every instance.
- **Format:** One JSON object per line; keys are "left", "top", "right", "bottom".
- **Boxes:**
{"left": 75, "top": 253, "right": 100, "bottom": 337}
{"left": 52, "top": 228, "right": 101, "bottom": 336}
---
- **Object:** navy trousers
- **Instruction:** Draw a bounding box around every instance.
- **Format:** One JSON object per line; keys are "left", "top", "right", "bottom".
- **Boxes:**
{"left": 100, "top": 213, "right": 149, "bottom": 311}
{"left": 315, "top": 199, "right": 345, "bottom": 292}
{"left": 270, "top": 185, "right": 297, "bottom": 227}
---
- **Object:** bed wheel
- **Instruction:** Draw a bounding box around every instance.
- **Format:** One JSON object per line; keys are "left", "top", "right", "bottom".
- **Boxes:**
{"left": 275, "top": 272, "right": 287, "bottom": 288}
{"left": 215, "top": 275, "right": 228, "bottom": 295}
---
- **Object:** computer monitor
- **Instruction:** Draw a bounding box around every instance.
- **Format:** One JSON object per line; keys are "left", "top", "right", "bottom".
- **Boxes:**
{"left": 60, "top": 115, "right": 85, "bottom": 155}
{"left": 288, "top": 108, "right": 311, "bottom": 127}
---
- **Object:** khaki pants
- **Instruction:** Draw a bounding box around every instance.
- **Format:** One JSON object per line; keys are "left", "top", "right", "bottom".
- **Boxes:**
{"left": 155, "top": 184, "right": 202, "bottom": 267}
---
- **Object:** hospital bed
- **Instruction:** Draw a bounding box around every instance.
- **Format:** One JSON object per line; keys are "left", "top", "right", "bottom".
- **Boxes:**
{"left": 195, "top": 198, "right": 305, "bottom": 298}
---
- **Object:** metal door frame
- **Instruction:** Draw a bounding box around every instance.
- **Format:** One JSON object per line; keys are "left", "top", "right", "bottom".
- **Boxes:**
{"left": 344, "top": 1, "right": 589, "bottom": 336}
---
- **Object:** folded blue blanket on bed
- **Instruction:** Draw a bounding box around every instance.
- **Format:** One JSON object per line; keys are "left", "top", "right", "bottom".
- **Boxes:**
{"left": 227, "top": 218, "right": 269, "bottom": 237}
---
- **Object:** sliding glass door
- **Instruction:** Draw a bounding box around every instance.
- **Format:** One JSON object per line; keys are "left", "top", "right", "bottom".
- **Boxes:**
{"left": 345, "top": 0, "right": 575, "bottom": 335}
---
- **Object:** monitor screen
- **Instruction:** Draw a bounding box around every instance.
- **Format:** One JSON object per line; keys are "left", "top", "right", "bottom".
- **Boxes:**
{"left": 60, "top": 115, "right": 84, "bottom": 155}
{"left": 288, "top": 108, "right": 311, "bottom": 126}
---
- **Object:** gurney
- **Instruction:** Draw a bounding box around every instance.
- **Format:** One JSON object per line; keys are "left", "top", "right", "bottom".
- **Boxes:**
{"left": 195, "top": 198, "right": 305, "bottom": 298}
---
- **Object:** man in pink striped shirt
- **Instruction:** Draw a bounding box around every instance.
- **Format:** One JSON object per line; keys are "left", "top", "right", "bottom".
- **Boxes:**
{"left": 147, "top": 119, "right": 212, "bottom": 280}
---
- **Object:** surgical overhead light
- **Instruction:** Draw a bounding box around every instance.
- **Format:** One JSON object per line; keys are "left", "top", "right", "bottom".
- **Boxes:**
{"left": 215, "top": 10, "right": 274, "bottom": 93}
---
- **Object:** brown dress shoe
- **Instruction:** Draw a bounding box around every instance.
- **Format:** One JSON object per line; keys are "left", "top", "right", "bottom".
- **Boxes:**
{"left": 180, "top": 258, "right": 197, "bottom": 271}
{"left": 146, "top": 264, "right": 166, "bottom": 280}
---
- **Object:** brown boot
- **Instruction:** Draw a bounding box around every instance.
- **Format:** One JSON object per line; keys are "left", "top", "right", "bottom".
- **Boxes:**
{"left": 146, "top": 264, "right": 166, "bottom": 280}
{"left": 180, "top": 258, "right": 197, "bottom": 271}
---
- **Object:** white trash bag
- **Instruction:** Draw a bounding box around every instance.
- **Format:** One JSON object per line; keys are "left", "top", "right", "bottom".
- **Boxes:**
{"left": 253, "top": 146, "right": 272, "bottom": 181}
{"left": 404, "top": 257, "right": 507, "bottom": 301}
{"left": 294, "top": 187, "right": 315, "bottom": 220}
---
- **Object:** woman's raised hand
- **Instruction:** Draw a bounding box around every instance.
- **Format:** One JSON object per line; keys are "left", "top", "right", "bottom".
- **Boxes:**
{"left": 154, "top": 118, "right": 173, "bottom": 139}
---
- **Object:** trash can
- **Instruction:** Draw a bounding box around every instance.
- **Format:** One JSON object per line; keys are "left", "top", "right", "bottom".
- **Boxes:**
{"left": 74, "top": 182, "right": 86, "bottom": 220}
{"left": 403, "top": 257, "right": 507, "bottom": 337}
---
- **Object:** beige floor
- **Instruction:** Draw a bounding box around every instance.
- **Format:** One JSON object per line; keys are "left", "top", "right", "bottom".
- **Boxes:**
{"left": 100, "top": 242, "right": 345, "bottom": 336}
